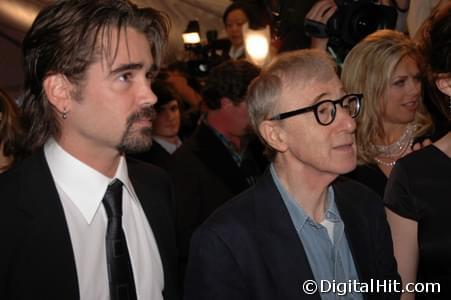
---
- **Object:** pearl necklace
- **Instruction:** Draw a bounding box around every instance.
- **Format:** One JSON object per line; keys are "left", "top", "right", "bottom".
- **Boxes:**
{"left": 373, "top": 138, "right": 413, "bottom": 167}
{"left": 371, "top": 123, "right": 416, "bottom": 167}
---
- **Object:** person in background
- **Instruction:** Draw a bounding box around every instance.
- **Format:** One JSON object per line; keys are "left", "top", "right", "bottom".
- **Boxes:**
{"left": 412, "top": 0, "right": 451, "bottom": 137}
{"left": 304, "top": 0, "right": 337, "bottom": 50}
{"left": 222, "top": 2, "right": 253, "bottom": 60}
{"left": 380, "top": 0, "right": 410, "bottom": 33}
{"left": 341, "top": 29, "right": 432, "bottom": 197}
{"left": 384, "top": 4, "right": 451, "bottom": 299}
{"left": 130, "top": 80, "right": 182, "bottom": 168}
{"left": 184, "top": 49, "right": 400, "bottom": 300}
{"left": 164, "top": 61, "right": 202, "bottom": 112}
{"left": 303, "top": 0, "right": 408, "bottom": 62}
{"left": 407, "top": 0, "right": 449, "bottom": 38}
{"left": 0, "top": 1, "right": 178, "bottom": 299}
{"left": 168, "top": 59, "right": 264, "bottom": 285}
{"left": 160, "top": 62, "right": 203, "bottom": 140}
{"left": 0, "top": 88, "right": 23, "bottom": 172}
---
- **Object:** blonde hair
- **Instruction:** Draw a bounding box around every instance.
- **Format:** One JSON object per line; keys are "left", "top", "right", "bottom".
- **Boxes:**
{"left": 247, "top": 49, "right": 337, "bottom": 160}
{"left": 341, "top": 29, "right": 432, "bottom": 164}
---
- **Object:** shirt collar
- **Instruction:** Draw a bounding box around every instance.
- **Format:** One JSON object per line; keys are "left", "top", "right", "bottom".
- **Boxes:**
{"left": 229, "top": 45, "right": 245, "bottom": 59}
{"left": 44, "top": 138, "right": 138, "bottom": 224}
{"left": 153, "top": 136, "right": 181, "bottom": 154}
{"left": 324, "top": 189, "right": 340, "bottom": 223}
{"left": 270, "top": 163, "right": 339, "bottom": 231}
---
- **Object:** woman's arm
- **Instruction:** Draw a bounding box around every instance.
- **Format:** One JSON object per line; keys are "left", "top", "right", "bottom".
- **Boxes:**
{"left": 385, "top": 208, "right": 418, "bottom": 300}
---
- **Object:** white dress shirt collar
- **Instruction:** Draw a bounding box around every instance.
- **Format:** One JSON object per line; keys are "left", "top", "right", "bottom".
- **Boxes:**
{"left": 153, "top": 136, "right": 182, "bottom": 154}
{"left": 229, "top": 44, "right": 245, "bottom": 60}
{"left": 44, "top": 138, "right": 138, "bottom": 224}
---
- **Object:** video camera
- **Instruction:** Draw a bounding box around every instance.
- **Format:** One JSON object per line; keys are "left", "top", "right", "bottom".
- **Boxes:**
{"left": 304, "top": 0, "right": 397, "bottom": 59}
{"left": 328, "top": 0, "right": 397, "bottom": 46}
{"left": 183, "top": 30, "right": 230, "bottom": 79}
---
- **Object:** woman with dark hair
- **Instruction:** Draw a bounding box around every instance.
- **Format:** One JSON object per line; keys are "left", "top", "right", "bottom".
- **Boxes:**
{"left": 0, "top": 88, "right": 23, "bottom": 172}
{"left": 384, "top": 4, "right": 451, "bottom": 299}
{"left": 222, "top": 2, "right": 254, "bottom": 60}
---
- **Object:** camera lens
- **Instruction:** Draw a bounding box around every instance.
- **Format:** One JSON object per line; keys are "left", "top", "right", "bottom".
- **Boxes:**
{"left": 349, "top": 4, "right": 380, "bottom": 43}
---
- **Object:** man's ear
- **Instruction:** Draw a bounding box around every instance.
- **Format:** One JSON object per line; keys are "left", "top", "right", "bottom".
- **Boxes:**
{"left": 259, "top": 120, "right": 288, "bottom": 153}
{"left": 43, "top": 74, "right": 73, "bottom": 115}
{"left": 435, "top": 76, "right": 451, "bottom": 97}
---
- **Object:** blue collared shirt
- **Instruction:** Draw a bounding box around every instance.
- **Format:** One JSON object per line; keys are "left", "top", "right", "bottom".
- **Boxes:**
{"left": 270, "top": 164, "right": 363, "bottom": 299}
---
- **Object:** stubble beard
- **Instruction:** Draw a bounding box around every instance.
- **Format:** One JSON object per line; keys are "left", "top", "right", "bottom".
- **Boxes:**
{"left": 117, "top": 106, "right": 156, "bottom": 154}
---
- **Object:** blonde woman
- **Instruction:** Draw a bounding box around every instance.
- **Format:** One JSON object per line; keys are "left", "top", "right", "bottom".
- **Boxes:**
{"left": 341, "top": 29, "right": 432, "bottom": 197}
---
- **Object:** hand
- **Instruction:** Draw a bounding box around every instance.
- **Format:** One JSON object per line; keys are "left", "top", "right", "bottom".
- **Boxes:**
{"left": 411, "top": 138, "right": 432, "bottom": 151}
{"left": 401, "top": 138, "right": 432, "bottom": 158}
{"left": 166, "top": 71, "right": 201, "bottom": 109}
{"left": 306, "top": 0, "right": 337, "bottom": 50}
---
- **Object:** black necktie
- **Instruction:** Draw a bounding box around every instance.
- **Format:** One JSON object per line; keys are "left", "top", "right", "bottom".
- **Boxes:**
{"left": 103, "top": 179, "right": 137, "bottom": 300}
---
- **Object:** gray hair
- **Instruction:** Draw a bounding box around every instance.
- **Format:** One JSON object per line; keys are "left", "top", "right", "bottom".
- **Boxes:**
{"left": 247, "top": 49, "right": 337, "bottom": 160}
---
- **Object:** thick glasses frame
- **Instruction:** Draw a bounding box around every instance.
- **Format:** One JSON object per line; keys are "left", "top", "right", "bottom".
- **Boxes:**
{"left": 269, "top": 93, "right": 363, "bottom": 126}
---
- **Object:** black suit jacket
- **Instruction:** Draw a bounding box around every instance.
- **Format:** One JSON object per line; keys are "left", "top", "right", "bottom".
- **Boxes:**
{"left": 129, "top": 140, "right": 172, "bottom": 169}
{"left": 167, "top": 122, "right": 265, "bottom": 280}
{"left": 0, "top": 149, "right": 178, "bottom": 300}
{"left": 184, "top": 170, "right": 400, "bottom": 300}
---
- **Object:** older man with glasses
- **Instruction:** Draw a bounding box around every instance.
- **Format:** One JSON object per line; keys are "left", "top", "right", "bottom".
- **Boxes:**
{"left": 184, "top": 49, "right": 400, "bottom": 300}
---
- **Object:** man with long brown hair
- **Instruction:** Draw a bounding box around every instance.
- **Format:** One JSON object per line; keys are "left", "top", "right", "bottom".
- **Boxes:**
{"left": 0, "top": 1, "right": 178, "bottom": 299}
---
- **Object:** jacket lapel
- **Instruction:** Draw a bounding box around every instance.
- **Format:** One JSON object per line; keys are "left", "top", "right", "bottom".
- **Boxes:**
{"left": 194, "top": 123, "right": 250, "bottom": 193}
{"left": 127, "top": 161, "right": 177, "bottom": 299}
{"left": 17, "top": 150, "right": 79, "bottom": 299}
{"left": 253, "top": 170, "right": 321, "bottom": 300}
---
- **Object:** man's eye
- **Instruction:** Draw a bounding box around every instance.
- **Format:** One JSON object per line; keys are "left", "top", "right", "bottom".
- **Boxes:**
{"left": 318, "top": 107, "right": 329, "bottom": 115}
{"left": 119, "top": 73, "right": 132, "bottom": 82}
{"left": 146, "top": 72, "right": 154, "bottom": 83}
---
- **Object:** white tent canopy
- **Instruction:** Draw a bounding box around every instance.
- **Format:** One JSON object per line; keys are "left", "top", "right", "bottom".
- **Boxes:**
{"left": 0, "top": 0, "right": 231, "bottom": 97}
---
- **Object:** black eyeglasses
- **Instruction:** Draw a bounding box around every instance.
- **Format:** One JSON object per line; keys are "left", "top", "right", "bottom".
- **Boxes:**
{"left": 269, "top": 93, "right": 362, "bottom": 126}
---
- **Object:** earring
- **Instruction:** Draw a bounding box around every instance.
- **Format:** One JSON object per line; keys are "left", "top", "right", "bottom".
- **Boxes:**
{"left": 62, "top": 109, "right": 67, "bottom": 119}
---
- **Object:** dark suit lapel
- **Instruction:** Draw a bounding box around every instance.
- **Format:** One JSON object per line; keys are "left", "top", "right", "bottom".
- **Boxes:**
{"left": 193, "top": 123, "right": 249, "bottom": 193}
{"left": 127, "top": 161, "right": 177, "bottom": 298}
{"left": 130, "top": 141, "right": 171, "bottom": 166}
{"left": 17, "top": 150, "right": 79, "bottom": 299}
{"left": 151, "top": 141, "right": 171, "bottom": 159}
{"left": 253, "top": 171, "right": 320, "bottom": 300}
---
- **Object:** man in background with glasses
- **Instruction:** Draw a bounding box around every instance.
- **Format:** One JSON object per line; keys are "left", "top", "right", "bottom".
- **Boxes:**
{"left": 184, "top": 49, "right": 400, "bottom": 300}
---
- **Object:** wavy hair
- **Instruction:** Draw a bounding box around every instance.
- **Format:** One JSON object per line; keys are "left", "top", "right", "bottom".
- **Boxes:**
{"left": 341, "top": 29, "right": 432, "bottom": 164}
{"left": 21, "top": 0, "right": 170, "bottom": 154}
{"left": 417, "top": 3, "right": 451, "bottom": 122}
{"left": 202, "top": 60, "right": 260, "bottom": 110}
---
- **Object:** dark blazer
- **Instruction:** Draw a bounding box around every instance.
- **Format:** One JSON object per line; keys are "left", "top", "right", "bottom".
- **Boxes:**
{"left": 184, "top": 170, "right": 400, "bottom": 300}
{"left": 129, "top": 140, "right": 172, "bottom": 169}
{"left": 167, "top": 122, "right": 265, "bottom": 280}
{"left": 0, "top": 149, "right": 178, "bottom": 300}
